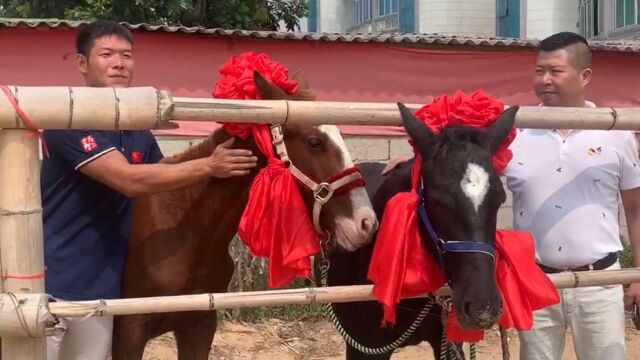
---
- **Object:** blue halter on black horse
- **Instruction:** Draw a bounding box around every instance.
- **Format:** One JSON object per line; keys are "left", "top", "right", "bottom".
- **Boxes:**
{"left": 325, "top": 92, "right": 559, "bottom": 359}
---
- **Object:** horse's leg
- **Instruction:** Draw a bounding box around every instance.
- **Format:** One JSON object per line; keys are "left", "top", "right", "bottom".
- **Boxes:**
{"left": 345, "top": 345, "right": 392, "bottom": 360}
{"left": 174, "top": 312, "right": 217, "bottom": 360}
{"left": 112, "top": 314, "right": 165, "bottom": 360}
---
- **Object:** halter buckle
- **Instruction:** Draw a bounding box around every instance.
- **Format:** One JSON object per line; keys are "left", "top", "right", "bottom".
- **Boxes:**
{"left": 314, "top": 183, "right": 334, "bottom": 203}
{"left": 270, "top": 124, "right": 284, "bottom": 144}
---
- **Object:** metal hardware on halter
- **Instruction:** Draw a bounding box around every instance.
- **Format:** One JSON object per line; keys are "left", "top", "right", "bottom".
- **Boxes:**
{"left": 270, "top": 124, "right": 290, "bottom": 166}
{"left": 313, "top": 183, "right": 333, "bottom": 203}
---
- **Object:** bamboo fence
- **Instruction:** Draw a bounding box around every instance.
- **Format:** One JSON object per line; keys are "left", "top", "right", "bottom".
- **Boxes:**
{"left": 2, "top": 85, "right": 640, "bottom": 359}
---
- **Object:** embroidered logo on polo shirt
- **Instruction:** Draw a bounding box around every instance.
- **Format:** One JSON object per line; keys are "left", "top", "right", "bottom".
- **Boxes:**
{"left": 131, "top": 151, "right": 144, "bottom": 164}
{"left": 587, "top": 146, "right": 602, "bottom": 157}
{"left": 80, "top": 135, "right": 98, "bottom": 153}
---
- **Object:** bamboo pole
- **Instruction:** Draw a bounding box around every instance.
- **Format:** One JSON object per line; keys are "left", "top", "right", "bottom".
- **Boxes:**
{"left": 0, "top": 130, "right": 47, "bottom": 359}
{"left": 2, "top": 86, "right": 640, "bottom": 130}
{"left": 0, "top": 86, "right": 173, "bottom": 130}
{"left": 0, "top": 294, "right": 51, "bottom": 338}
{"left": 45, "top": 268, "right": 640, "bottom": 318}
{"left": 165, "top": 99, "right": 640, "bottom": 130}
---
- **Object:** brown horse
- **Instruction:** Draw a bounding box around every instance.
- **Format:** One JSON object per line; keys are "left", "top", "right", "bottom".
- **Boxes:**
{"left": 111, "top": 71, "right": 378, "bottom": 359}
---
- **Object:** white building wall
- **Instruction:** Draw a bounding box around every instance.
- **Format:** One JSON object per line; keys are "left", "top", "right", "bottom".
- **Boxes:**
{"left": 525, "top": 0, "right": 580, "bottom": 39}
{"left": 318, "top": 0, "right": 352, "bottom": 33}
{"left": 418, "top": 0, "right": 495, "bottom": 36}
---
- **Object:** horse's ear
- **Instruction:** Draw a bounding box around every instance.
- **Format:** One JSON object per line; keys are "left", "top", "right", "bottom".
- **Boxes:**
{"left": 254, "top": 71, "right": 289, "bottom": 100}
{"left": 289, "top": 70, "right": 316, "bottom": 100}
{"left": 398, "top": 102, "right": 437, "bottom": 156}
{"left": 291, "top": 70, "right": 309, "bottom": 90}
{"left": 485, "top": 106, "right": 519, "bottom": 153}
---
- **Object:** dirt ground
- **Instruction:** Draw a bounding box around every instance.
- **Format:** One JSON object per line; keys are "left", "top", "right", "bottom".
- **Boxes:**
{"left": 141, "top": 316, "right": 640, "bottom": 360}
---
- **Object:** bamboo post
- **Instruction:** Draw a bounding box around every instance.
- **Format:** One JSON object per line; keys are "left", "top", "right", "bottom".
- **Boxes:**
{"left": 0, "top": 130, "right": 47, "bottom": 359}
{"left": 42, "top": 268, "right": 640, "bottom": 318}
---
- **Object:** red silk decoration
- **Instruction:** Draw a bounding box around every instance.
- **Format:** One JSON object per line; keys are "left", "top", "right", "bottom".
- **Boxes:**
{"left": 367, "top": 90, "right": 559, "bottom": 342}
{"left": 212, "top": 52, "right": 319, "bottom": 287}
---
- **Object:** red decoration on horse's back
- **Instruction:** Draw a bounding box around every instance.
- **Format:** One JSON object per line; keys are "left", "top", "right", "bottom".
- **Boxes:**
{"left": 212, "top": 52, "right": 319, "bottom": 287}
{"left": 368, "top": 90, "right": 559, "bottom": 342}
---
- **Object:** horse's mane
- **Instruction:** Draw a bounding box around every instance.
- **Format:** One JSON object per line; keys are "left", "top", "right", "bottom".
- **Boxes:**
{"left": 159, "top": 85, "right": 315, "bottom": 165}
{"left": 160, "top": 128, "right": 225, "bottom": 164}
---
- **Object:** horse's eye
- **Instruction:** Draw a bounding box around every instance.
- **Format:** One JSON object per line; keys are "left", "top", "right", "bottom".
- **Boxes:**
{"left": 307, "top": 137, "right": 324, "bottom": 150}
{"left": 426, "top": 193, "right": 450, "bottom": 207}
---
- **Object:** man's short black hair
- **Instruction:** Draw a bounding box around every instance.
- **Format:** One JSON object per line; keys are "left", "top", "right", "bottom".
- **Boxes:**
{"left": 76, "top": 19, "right": 133, "bottom": 57}
{"left": 538, "top": 32, "right": 592, "bottom": 69}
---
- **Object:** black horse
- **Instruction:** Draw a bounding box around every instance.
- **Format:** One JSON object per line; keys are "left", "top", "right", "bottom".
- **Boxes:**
{"left": 327, "top": 103, "right": 519, "bottom": 359}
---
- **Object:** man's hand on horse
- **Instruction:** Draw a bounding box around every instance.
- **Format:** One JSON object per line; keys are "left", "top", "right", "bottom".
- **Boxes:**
{"left": 381, "top": 156, "right": 410, "bottom": 175}
{"left": 208, "top": 137, "right": 258, "bottom": 178}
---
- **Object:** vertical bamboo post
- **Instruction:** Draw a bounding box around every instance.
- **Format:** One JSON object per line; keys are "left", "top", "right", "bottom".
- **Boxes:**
{"left": 0, "top": 130, "right": 46, "bottom": 359}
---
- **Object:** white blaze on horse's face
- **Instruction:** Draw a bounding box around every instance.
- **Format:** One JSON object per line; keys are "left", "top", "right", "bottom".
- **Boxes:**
{"left": 460, "top": 162, "right": 490, "bottom": 213}
{"left": 318, "top": 125, "right": 378, "bottom": 251}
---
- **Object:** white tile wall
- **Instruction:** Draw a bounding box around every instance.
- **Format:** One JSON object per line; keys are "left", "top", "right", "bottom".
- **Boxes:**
{"left": 418, "top": 0, "right": 495, "bottom": 36}
{"left": 525, "top": 0, "right": 579, "bottom": 39}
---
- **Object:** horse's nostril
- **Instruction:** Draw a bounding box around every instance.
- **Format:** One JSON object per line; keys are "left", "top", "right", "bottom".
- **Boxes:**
{"left": 361, "top": 218, "right": 374, "bottom": 234}
{"left": 463, "top": 301, "right": 472, "bottom": 318}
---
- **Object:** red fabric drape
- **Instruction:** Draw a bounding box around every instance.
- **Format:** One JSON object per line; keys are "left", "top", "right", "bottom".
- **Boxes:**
{"left": 213, "top": 52, "right": 319, "bottom": 287}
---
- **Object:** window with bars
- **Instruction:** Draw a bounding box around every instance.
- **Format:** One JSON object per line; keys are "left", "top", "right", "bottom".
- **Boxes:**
{"left": 379, "top": 0, "right": 399, "bottom": 16}
{"left": 353, "top": 0, "right": 373, "bottom": 25}
{"left": 615, "top": 0, "right": 637, "bottom": 28}
{"left": 579, "top": 0, "right": 604, "bottom": 38}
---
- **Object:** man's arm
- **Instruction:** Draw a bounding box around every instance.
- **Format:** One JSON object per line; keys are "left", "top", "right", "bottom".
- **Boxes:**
{"left": 80, "top": 137, "right": 257, "bottom": 197}
{"left": 621, "top": 187, "right": 640, "bottom": 306}
{"left": 381, "top": 156, "right": 411, "bottom": 175}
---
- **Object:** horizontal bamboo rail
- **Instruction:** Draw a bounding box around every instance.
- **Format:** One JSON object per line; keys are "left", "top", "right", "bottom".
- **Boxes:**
{"left": 1, "top": 86, "right": 639, "bottom": 130}
{"left": 46, "top": 268, "right": 640, "bottom": 318}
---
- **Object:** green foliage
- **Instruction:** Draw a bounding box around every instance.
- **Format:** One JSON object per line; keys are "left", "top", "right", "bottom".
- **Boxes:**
{"left": 620, "top": 236, "right": 635, "bottom": 269}
{"left": 0, "top": 0, "right": 308, "bottom": 31}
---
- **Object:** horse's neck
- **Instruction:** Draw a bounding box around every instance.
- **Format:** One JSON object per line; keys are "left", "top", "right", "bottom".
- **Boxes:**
{"left": 157, "top": 128, "right": 265, "bottom": 233}
{"left": 161, "top": 128, "right": 260, "bottom": 164}
{"left": 133, "top": 129, "right": 258, "bottom": 233}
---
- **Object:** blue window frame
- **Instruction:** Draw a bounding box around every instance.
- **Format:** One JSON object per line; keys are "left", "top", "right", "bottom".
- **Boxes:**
{"left": 353, "top": 0, "right": 373, "bottom": 25}
{"left": 379, "top": 0, "right": 399, "bottom": 16}
{"left": 616, "top": 0, "right": 637, "bottom": 28}
{"left": 308, "top": 0, "right": 317, "bottom": 32}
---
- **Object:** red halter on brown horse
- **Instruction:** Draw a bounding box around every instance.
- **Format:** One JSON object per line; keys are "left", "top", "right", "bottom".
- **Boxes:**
{"left": 111, "top": 61, "right": 378, "bottom": 359}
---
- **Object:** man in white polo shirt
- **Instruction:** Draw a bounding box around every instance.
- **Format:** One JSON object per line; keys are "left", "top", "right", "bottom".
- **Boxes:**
{"left": 504, "top": 31, "right": 640, "bottom": 360}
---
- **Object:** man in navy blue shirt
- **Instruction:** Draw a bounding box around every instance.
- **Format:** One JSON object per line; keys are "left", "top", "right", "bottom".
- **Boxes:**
{"left": 41, "top": 19, "right": 257, "bottom": 359}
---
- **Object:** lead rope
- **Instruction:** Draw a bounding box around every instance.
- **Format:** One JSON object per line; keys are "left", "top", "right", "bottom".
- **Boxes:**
{"left": 317, "top": 244, "right": 472, "bottom": 359}
{"left": 319, "top": 259, "right": 434, "bottom": 356}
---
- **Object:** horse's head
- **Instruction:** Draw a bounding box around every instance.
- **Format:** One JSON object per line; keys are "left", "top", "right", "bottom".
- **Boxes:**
{"left": 398, "top": 103, "right": 518, "bottom": 329}
{"left": 253, "top": 71, "right": 378, "bottom": 252}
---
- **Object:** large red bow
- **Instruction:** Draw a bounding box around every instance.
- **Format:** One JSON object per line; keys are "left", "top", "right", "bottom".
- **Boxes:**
{"left": 367, "top": 90, "right": 559, "bottom": 342}
{"left": 213, "top": 52, "right": 319, "bottom": 287}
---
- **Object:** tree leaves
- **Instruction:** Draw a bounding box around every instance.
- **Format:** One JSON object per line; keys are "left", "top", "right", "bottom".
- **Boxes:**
{"left": 0, "top": 0, "right": 308, "bottom": 31}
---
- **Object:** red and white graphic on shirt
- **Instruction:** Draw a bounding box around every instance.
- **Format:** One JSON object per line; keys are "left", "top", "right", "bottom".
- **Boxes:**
{"left": 80, "top": 135, "right": 98, "bottom": 153}
{"left": 131, "top": 151, "right": 144, "bottom": 164}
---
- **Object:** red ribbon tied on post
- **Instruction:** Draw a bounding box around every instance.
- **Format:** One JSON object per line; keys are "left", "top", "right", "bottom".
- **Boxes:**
{"left": 0, "top": 85, "right": 50, "bottom": 158}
